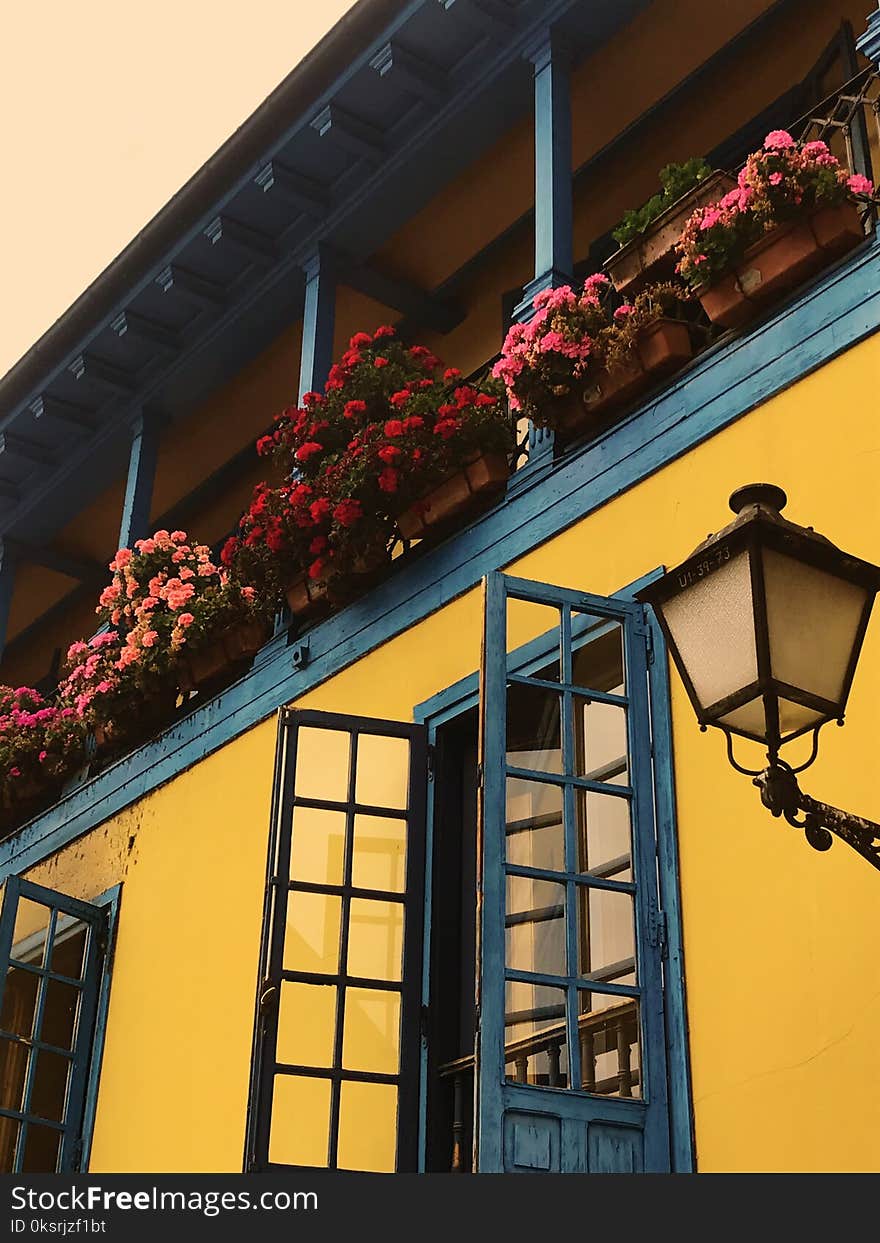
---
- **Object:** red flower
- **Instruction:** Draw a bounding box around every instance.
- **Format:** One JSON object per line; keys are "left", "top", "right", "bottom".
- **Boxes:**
{"left": 295, "top": 442, "right": 323, "bottom": 462}
{"left": 344, "top": 400, "right": 367, "bottom": 419}
{"left": 390, "top": 390, "right": 410, "bottom": 408}
{"left": 402, "top": 415, "right": 424, "bottom": 432}
{"left": 378, "top": 467, "right": 399, "bottom": 493}
{"left": 309, "top": 498, "right": 331, "bottom": 523}
{"left": 256, "top": 434, "right": 275, "bottom": 456}
{"left": 349, "top": 332, "right": 373, "bottom": 349}
{"left": 374, "top": 357, "right": 390, "bottom": 369}
{"left": 373, "top": 325, "right": 395, "bottom": 339}
{"left": 333, "top": 499, "right": 363, "bottom": 528}
{"left": 302, "top": 392, "right": 323, "bottom": 408}
{"left": 444, "top": 368, "right": 462, "bottom": 382}
{"left": 308, "top": 559, "right": 325, "bottom": 581}
{"left": 434, "top": 418, "right": 460, "bottom": 439}
{"left": 289, "top": 483, "right": 313, "bottom": 505}
{"left": 378, "top": 445, "right": 400, "bottom": 464}
{"left": 220, "top": 537, "right": 239, "bottom": 567}
{"left": 475, "top": 393, "right": 498, "bottom": 407}
{"left": 266, "top": 521, "right": 285, "bottom": 553}
{"left": 309, "top": 535, "right": 328, "bottom": 555}
{"left": 384, "top": 419, "right": 404, "bottom": 437}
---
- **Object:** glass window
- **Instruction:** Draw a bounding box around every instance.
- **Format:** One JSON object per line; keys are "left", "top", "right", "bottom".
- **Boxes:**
{"left": 0, "top": 880, "right": 114, "bottom": 1173}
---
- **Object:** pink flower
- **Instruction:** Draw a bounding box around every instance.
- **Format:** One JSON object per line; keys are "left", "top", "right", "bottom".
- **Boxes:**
{"left": 764, "top": 129, "right": 795, "bottom": 150}
{"left": 110, "top": 548, "right": 132, "bottom": 570}
{"left": 177, "top": 613, "right": 195, "bottom": 628}
{"left": 141, "top": 630, "right": 158, "bottom": 648}
{"left": 240, "top": 586, "right": 256, "bottom": 602}
{"left": 583, "top": 273, "right": 610, "bottom": 294}
{"left": 38, "top": 751, "right": 47, "bottom": 763}
{"left": 171, "top": 530, "right": 187, "bottom": 543}
{"left": 768, "top": 172, "right": 783, "bottom": 186}
{"left": 848, "top": 173, "right": 874, "bottom": 197}
{"left": 9, "top": 767, "right": 20, "bottom": 778}
{"left": 613, "top": 305, "right": 635, "bottom": 321}
{"left": 135, "top": 538, "right": 157, "bottom": 554}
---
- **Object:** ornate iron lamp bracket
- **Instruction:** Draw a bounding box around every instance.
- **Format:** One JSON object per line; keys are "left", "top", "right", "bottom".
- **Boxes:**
{"left": 754, "top": 761, "right": 880, "bottom": 872}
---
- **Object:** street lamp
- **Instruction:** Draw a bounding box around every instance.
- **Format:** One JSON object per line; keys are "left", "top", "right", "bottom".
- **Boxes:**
{"left": 638, "top": 484, "right": 880, "bottom": 871}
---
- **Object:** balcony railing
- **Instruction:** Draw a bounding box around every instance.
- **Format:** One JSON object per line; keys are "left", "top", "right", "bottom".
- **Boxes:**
{"left": 437, "top": 997, "right": 639, "bottom": 1173}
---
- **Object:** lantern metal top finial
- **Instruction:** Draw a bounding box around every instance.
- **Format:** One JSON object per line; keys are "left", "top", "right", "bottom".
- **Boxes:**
{"left": 728, "top": 483, "right": 788, "bottom": 516}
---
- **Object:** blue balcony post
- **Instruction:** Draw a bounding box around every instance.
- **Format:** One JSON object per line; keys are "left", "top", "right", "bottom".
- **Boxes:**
{"left": 298, "top": 246, "right": 336, "bottom": 402}
{"left": 510, "top": 29, "right": 573, "bottom": 487}
{"left": 0, "top": 541, "right": 16, "bottom": 663}
{"left": 856, "top": 5, "right": 880, "bottom": 69}
{"left": 118, "top": 410, "right": 161, "bottom": 550}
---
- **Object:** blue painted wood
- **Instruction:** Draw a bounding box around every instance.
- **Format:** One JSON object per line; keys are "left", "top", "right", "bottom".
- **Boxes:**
{"left": 644, "top": 604, "right": 696, "bottom": 1173}
{"left": 476, "top": 572, "right": 671, "bottom": 1173}
{"left": 298, "top": 248, "right": 336, "bottom": 402}
{"left": 514, "top": 28, "right": 574, "bottom": 323}
{"left": 118, "top": 411, "right": 161, "bottom": 549}
{"left": 857, "top": 6, "right": 880, "bottom": 69}
{"left": 79, "top": 883, "right": 122, "bottom": 1172}
{"left": 0, "top": 539, "right": 17, "bottom": 660}
{"left": 1, "top": 246, "right": 877, "bottom": 880}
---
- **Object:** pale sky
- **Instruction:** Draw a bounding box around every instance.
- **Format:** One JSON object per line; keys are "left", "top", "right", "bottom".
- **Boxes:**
{"left": 0, "top": 1, "right": 358, "bottom": 383}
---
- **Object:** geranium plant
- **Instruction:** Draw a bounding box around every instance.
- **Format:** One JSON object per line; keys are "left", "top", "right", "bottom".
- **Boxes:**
{"left": 492, "top": 275, "right": 613, "bottom": 421}
{"left": 612, "top": 157, "right": 713, "bottom": 247}
{"left": 603, "top": 281, "right": 695, "bottom": 370}
{"left": 0, "top": 686, "right": 85, "bottom": 805}
{"left": 676, "top": 131, "right": 873, "bottom": 287}
{"left": 232, "top": 326, "right": 512, "bottom": 590}
{"left": 95, "top": 529, "right": 268, "bottom": 685}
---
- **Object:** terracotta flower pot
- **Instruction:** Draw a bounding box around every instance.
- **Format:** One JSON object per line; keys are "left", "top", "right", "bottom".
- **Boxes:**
{"left": 222, "top": 619, "right": 270, "bottom": 662}
{"left": 696, "top": 202, "right": 865, "bottom": 330}
{"left": 177, "top": 640, "right": 229, "bottom": 693}
{"left": 397, "top": 452, "right": 509, "bottom": 541}
{"left": 606, "top": 171, "right": 736, "bottom": 295}
{"left": 635, "top": 318, "right": 694, "bottom": 377}
{"left": 0, "top": 778, "right": 56, "bottom": 838}
{"left": 92, "top": 689, "right": 179, "bottom": 761}
{"left": 808, "top": 200, "right": 864, "bottom": 256}
{"left": 286, "top": 574, "right": 330, "bottom": 618}
{"left": 581, "top": 361, "right": 646, "bottom": 419}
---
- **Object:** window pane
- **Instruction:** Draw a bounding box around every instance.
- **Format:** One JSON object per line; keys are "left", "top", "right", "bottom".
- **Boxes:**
{"left": 571, "top": 623, "right": 625, "bottom": 693}
{"left": 506, "top": 598, "right": 561, "bottom": 672}
{"left": 41, "top": 979, "right": 80, "bottom": 1052}
{"left": 0, "top": 1118, "right": 21, "bottom": 1172}
{"left": 506, "top": 683, "right": 562, "bottom": 775}
{"left": 21, "top": 1124, "right": 61, "bottom": 1174}
{"left": 355, "top": 735, "right": 409, "bottom": 810}
{"left": 337, "top": 1081, "right": 398, "bottom": 1172}
{"left": 290, "top": 807, "right": 346, "bottom": 886}
{"left": 504, "top": 980, "right": 568, "bottom": 1088}
{"left": 573, "top": 697, "right": 628, "bottom": 784}
{"left": 342, "top": 988, "right": 400, "bottom": 1074}
{"left": 11, "top": 900, "right": 51, "bottom": 966}
{"left": 49, "top": 924, "right": 88, "bottom": 980}
{"left": 295, "top": 728, "right": 350, "bottom": 802}
{"left": 351, "top": 815, "right": 407, "bottom": 893}
{"left": 577, "top": 886, "right": 636, "bottom": 984}
{"left": 270, "top": 1074, "right": 330, "bottom": 1167}
{"left": 276, "top": 982, "right": 336, "bottom": 1069}
{"left": 29, "top": 1049, "right": 71, "bottom": 1124}
{"left": 576, "top": 789, "right": 632, "bottom": 877}
{"left": 0, "top": 1036, "right": 29, "bottom": 1112}
{"left": 505, "top": 778, "right": 563, "bottom": 871}
{"left": 283, "top": 892, "right": 341, "bottom": 975}
{"left": 347, "top": 900, "right": 404, "bottom": 983}
{"left": 1, "top": 966, "right": 39, "bottom": 1040}
{"left": 506, "top": 876, "right": 566, "bottom": 977}
{"left": 578, "top": 991, "right": 641, "bottom": 1099}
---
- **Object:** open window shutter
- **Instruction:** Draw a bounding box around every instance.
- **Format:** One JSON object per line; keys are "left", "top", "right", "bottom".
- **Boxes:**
{"left": 247, "top": 708, "right": 427, "bottom": 1173}
{"left": 475, "top": 572, "right": 671, "bottom": 1173}
{"left": 0, "top": 876, "right": 108, "bottom": 1173}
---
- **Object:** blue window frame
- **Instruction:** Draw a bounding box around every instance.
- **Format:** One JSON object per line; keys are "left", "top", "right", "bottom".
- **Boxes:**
{"left": 417, "top": 571, "right": 693, "bottom": 1174}
{"left": 0, "top": 876, "right": 120, "bottom": 1173}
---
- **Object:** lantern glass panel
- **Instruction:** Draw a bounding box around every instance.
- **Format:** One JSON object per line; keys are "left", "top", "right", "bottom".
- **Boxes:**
{"left": 763, "top": 548, "right": 869, "bottom": 711}
{"left": 660, "top": 551, "right": 758, "bottom": 713}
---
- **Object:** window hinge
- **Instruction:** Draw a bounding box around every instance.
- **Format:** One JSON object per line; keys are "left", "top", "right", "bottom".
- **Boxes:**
{"left": 258, "top": 980, "right": 278, "bottom": 1015}
{"left": 420, "top": 1004, "right": 430, "bottom": 1042}
{"left": 427, "top": 743, "right": 436, "bottom": 782}
{"left": 645, "top": 625, "right": 655, "bottom": 665}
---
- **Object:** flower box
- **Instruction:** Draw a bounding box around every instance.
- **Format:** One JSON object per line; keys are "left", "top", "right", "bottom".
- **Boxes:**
{"left": 176, "top": 620, "right": 270, "bottom": 694}
{"left": 694, "top": 202, "right": 865, "bottom": 330}
{"left": 91, "top": 689, "right": 179, "bottom": 760}
{"left": 396, "top": 452, "right": 510, "bottom": 542}
{"left": 0, "top": 777, "right": 58, "bottom": 838}
{"left": 286, "top": 574, "right": 331, "bottom": 618}
{"left": 606, "top": 171, "right": 735, "bottom": 295}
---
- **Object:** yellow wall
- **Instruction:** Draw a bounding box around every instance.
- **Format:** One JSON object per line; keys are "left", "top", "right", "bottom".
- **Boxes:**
{"left": 19, "top": 328, "right": 880, "bottom": 1172}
